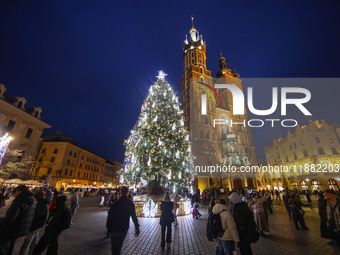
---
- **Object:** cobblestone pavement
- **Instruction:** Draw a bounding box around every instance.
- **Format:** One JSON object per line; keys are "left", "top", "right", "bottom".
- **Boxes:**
{"left": 1, "top": 195, "right": 339, "bottom": 255}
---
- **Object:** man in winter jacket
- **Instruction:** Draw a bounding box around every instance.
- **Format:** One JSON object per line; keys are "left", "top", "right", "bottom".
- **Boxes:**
{"left": 19, "top": 190, "right": 49, "bottom": 255}
{"left": 0, "top": 185, "right": 35, "bottom": 255}
{"left": 229, "top": 192, "right": 255, "bottom": 255}
{"left": 106, "top": 186, "right": 140, "bottom": 255}
{"left": 212, "top": 199, "right": 240, "bottom": 255}
{"left": 33, "top": 195, "right": 71, "bottom": 255}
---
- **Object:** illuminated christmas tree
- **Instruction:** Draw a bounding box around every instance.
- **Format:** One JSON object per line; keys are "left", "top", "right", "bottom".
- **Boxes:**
{"left": 121, "top": 71, "right": 192, "bottom": 192}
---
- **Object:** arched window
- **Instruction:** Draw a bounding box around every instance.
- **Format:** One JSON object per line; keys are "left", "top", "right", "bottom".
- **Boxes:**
{"left": 200, "top": 66, "right": 204, "bottom": 74}
{"left": 34, "top": 111, "right": 39, "bottom": 118}
{"left": 200, "top": 76, "right": 204, "bottom": 83}
{"left": 17, "top": 101, "right": 23, "bottom": 109}
{"left": 300, "top": 181, "right": 308, "bottom": 190}
{"left": 311, "top": 180, "right": 321, "bottom": 191}
{"left": 70, "top": 169, "right": 73, "bottom": 176}
{"left": 64, "top": 169, "right": 68, "bottom": 175}
{"left": 191, "top": 52, "right": 195, "bottom": 64}
{"left": 328, "top": 179, "right": 339, "bottom": 191}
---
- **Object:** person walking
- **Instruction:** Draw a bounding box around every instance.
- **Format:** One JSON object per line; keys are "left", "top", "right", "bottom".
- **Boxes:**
{"left": 106, "top": 186, "right": 140, "bottom": 255}
{"left": 288, "top": 190, "right": 308, "bottom": 230}
{"left": 171, "top": 191, "right": 181, "bottom": 228}
{"left": 33, "top": 195, "right": 71, "bottom": 255}
{"left": 99, "top": 189, "right": 105, "bottom": 207}
{"left": 229, "top": 192, "right": 255, "bottom": 255}
{"left": 250, "top": 193, "right": 271, "bottom": 237}
{"left": 212, "top": 199, "right": 240, "bottom": 255}
{"left": 70, "top": 188, "right": 79, "bottom": 226}
{"left": 19, "top": 190, "right": 49, "bottom": 255}
{"left": 0, "top": 185, "right": 35, "bottom": 254}
{"left": 160, "top": 192, "right": 174, "bottom": 250}
{"left": 275, "top": 190, "right": 281, "bottom": 203}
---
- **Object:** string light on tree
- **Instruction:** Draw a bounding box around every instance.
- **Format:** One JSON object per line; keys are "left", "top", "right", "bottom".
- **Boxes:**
{"left": 121, "top": 71, "right": 192, "bottom": 191}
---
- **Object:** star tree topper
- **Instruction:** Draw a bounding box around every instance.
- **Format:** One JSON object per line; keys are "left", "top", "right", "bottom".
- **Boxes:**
{"left": 156, "top": 70, "right": 167, "bottom": 80}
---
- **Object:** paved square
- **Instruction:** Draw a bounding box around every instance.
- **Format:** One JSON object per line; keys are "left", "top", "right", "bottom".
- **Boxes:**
{"left": 1, "top": 195, "right": 338, "bottom": 255}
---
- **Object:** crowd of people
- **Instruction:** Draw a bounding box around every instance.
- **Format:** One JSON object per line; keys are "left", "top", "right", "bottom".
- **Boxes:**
{"left": 105, "top": 186, "right": 340, "bottom": 255}
{"left": 0, "top": 184, "right": 339, "bottom": 255}
{"left": 0, "top": 185, "right": 81, "bottom": 255}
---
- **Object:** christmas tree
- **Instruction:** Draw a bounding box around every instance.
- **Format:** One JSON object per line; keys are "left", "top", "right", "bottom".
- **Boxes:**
{"left": 121, "top": 71, "right": 192, "bottom": 193}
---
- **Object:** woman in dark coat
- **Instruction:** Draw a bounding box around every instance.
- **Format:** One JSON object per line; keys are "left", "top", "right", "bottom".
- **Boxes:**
{"left": 160, "top": 192, "right": 174, "bottom": 250}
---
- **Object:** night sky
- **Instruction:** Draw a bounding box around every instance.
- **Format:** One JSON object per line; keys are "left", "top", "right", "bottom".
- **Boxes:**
{"left": 0, "top": 0, "right": 339, "bottom": 163}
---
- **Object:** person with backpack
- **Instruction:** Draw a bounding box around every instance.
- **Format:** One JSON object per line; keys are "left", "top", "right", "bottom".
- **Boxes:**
{"left": 33, "top": 195, "right": 71, "bottom": 255}
{"left": 229, "top": 192, "right": 258, "bottom": 255}
{"left": 211, "top": 199, "right": 240, "bottom": 255}
{"left": 320, "top": 189, "right": 340, "bottom": 249}
{"left": 19, "top": 190, "right": 49, "bottom": 255}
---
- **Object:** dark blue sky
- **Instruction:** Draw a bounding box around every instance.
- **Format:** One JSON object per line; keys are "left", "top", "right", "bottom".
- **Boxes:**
{"left": 0, "top": 0, "right": 339, "bottom": 162}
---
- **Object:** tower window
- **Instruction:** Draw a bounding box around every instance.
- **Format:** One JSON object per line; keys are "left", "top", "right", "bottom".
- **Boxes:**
{"left": 318, "top": 148, "right": 325, "bottom": 155}
{"left": 200, "top": 66, "right": 204, "bottom": 74}
{"left": 200, "top": 76, "right": 204, "bottom": 83}
{"left": 191, "top": 52, "right": 195, "bottom": 64}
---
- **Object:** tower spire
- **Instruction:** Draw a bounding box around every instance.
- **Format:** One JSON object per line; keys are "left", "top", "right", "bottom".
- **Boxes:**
{"left": 191, "top": 15, "right": 194, "bottom": 28}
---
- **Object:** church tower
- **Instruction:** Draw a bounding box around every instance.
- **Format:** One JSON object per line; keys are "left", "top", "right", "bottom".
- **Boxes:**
{"left": 180, "top": 18, "right": 258, "bottom": 191}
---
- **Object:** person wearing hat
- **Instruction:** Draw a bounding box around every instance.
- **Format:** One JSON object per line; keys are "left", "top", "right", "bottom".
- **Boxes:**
{"left": 0, "top": 185, "right": 35, "bottom": 254}
{"left": 160, "top": 192, "right": 174, "bottom": 250}
{"left": 320, "top": 189, "right": 340, "bottom": 249}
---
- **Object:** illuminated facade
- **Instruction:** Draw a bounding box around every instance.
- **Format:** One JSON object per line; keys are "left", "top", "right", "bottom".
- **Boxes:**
{"left": 31, "top": 132, "right": 106, "bottom": 189}
{"left": 0, "top": 84, "right": 51, "bottom": 157}
{"left": 180, "top": 19, "right": 258, "bottom": 191}
{"left": 104, "top": 160, "right": 121, "bottom": 188}
{"left": 264, "top": 120, "right": 340, "bottom": 191}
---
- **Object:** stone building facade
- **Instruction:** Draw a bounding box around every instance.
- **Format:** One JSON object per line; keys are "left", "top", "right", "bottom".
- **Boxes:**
{"left": 264, "top": 120, "right": 340, "bottom": 191}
